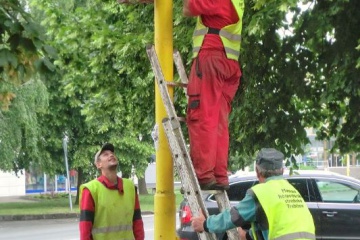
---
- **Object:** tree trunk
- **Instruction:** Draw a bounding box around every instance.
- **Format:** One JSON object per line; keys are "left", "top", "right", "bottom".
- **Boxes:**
{"left": 74, "top": 167, "right": 83, "bottom": 205}
{"left": 352, "top": 153, "right": 356, "bottom": 166}
{"left": 137, "top": 177, "right": 148, "bottom": 195}
{"left": 323, "top": 140, "right": 329, "bottom": 170}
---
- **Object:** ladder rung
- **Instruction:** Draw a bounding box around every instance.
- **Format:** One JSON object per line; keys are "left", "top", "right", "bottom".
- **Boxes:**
{"left": 177, "top": 116, "right": 186, "bottom": 122}
{"left": 165, "top": 81, "right": 188, "bottom": 88}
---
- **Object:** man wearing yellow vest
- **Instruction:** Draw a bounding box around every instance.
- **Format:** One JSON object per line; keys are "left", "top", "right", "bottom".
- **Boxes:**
{"left": 183, "top": 0, "right": 244, "bottom": 190}
{"left": 79, "top": 143, "right": 144, "bottom": 240}
{"left": 191, "top": 148, "right": 316, "bottom": 240}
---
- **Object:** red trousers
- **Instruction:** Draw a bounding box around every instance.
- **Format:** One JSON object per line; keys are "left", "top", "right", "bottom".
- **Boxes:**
{"left": 186, "top": 50, "right": 241, "bottom": 185}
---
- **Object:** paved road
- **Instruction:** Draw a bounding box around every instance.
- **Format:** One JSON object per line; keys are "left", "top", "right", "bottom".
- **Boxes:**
{"left": 0, "top": 218, "right": 79, "bottom": 240}
{"left": 0, "top": 214, "right": 179, "bottom": 240}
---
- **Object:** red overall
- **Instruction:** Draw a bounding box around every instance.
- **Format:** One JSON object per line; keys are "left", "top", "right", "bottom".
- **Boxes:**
{"left": 186, "top": 0, "right": 242, "bottom": 186}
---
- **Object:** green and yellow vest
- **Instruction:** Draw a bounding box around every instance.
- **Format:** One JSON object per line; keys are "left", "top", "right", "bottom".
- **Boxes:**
{"left": 251, "top": 179, "right": 315, "bottom": 240}
{"left": 80, "top": 178, "right": 135, "bottom": 240}
{"left": 192, "top": 0, "right": 245, "bottom": 60}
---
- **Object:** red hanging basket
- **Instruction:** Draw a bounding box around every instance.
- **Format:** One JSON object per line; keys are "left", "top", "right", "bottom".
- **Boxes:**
{"left": 118, "top": 0, "right": 154, "bottom": 4}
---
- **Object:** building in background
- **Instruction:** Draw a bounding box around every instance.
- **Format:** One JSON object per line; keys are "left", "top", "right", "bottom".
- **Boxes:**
{"left": 302, "top": 128, "right": 359, "bottom": 169}
{"left": 0, "top": 167, "right": 77, "bottom": 197}
{"left": 0, "top": 171, "right": 25, "bottom": 197}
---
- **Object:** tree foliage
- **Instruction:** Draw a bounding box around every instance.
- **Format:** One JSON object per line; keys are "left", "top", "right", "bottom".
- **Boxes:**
{"left": 29, "top": 0, "right": 155, "bottom": 182}
{"left": 0, "top": 0, "right": 55, "bottom": 109}
{"left": 0, "top": 79, "right": 48, "bottom": 172}
{"left": 230, "top": 0, "right": 360, "bottom": 166}
{"left": 1, "top": 0, "right": 359, "bottom": 177}
{"left": 0, "top": 0, "right": 55, "bottom": 172}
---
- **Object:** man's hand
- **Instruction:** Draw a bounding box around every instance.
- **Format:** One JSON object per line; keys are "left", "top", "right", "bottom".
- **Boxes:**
{"left": 237, "top": 227, "right": 247, "bottom": 240}
{"left": 183, "top": 0, "right": 192, "bottom": 17}
{"left": 191, "top": 211, "right": 206, "bottom": 232}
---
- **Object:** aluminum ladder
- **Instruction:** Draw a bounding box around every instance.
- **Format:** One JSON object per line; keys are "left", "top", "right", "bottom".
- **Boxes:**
{"left": 146, "top": 44, "right": 240, "bottom": 240}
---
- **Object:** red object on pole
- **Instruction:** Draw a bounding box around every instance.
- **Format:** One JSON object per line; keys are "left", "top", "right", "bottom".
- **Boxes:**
{"left": 70, "top": 169, "right": 77, "bottom": 177}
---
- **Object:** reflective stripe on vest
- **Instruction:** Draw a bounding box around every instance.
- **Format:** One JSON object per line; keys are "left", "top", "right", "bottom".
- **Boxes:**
{"left": 193, "top": 28, "right": 242, "bottom": 41}
{"left": 92, "top": 224, "right": 133, "bottom": 234}
{"left": 251, "top": 179, "right": 315, "bottom": 240}
{"left": 273, "top": 232, "right": 316, "bottom": 240}
{"left": 192, "top": 0, "right": 245, "bottom": 60}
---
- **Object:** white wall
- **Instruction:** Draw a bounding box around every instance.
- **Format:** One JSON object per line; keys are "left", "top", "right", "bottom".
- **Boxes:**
{"left": 0, "top": 171, "right": 25, "bottom": 197}
{"left": 145, "top": 163, "right": 156, "bottom": 189}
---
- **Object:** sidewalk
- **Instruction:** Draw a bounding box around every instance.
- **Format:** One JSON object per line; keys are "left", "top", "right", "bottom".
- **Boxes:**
{"left": 0, "top": 195, "right": 38, "bottom": 203}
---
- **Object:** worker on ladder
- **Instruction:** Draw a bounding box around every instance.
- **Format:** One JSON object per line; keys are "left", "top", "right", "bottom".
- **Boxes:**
{"left": 182, "top": 0, "right": 245, "bottom": 190}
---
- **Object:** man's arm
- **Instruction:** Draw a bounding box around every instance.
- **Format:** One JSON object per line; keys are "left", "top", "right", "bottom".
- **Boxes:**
{"left": 207, "top": 194, "right": 256, "bottom": 233}
{"left": 133, "top": 187, "right": 145, "bottom": 240}
{"left": 183, "top": 0, "right": 224, "bottom": 17}
{"left": 192, "top": 193, "right": 256, "bottom": 233}
{"left": 79, "top": 188, "right": 95, "bottom": 240}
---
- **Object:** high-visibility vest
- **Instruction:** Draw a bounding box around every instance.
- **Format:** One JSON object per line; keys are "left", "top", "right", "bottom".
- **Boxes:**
{"left": 251, "top": 179, "right": 315, "bottom": 240}
{"left": 192, "top": 0, "right": 244, "bottom": 60}
{"left": 80, "top": 178, "right": 135, "bottom": 240}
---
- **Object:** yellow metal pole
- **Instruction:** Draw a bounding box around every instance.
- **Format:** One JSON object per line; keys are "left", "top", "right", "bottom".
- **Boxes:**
{"left": 154, "top": 0, "right": 175, "bottom": 239}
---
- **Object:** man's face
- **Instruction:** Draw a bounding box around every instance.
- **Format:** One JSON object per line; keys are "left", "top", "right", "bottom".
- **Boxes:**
{"left": 96, "top": 150, "right": 118, "bottom": 170}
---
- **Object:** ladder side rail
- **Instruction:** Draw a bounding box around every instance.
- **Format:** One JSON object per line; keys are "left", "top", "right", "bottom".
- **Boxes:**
{"left": 163, "top": 119, "right": 198, "bottom": 199}
{"left": 147, "top": 44, "right": 235, "bottom": 240}
{"left": 162, "top": 119, "right": 205, "bottom": 212}
{"left": 146, "top": 45, "right": 189, "bottom": 160}
{"left": 214, "top": 191, "right": 240, "bottom": 240}
{"left": 168, "top": 119, "right": 197, "bottom": 186}
{"left": 163, "top": 119, "right": 203, "bottom": 213}
{"left": 173, "top": 49, "right": 189, "bottom": 85}
{"left": 163, "top": 119, "right": 217, "bottom": 240}
{"left": 147, "top": 45, "right": 203, "bottom": 201}
{"left": 173, "top": 49, "right": 189, "bottom": 100}
{"left": 146, "top": 45, "right": 178, "bottom": 120}
{"left": 146, "top": 45, "right": 200, "bottom": 199}
{"left": 166, "top": 118, "right": 203, "bottom": 201}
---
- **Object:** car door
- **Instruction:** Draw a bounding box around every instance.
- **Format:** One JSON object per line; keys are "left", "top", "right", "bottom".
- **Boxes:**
{"left": 286, "top": 178, "right": 322, "bottom": 239}
{"left": 313, "top": 177, "right": 360, "bottom": 239}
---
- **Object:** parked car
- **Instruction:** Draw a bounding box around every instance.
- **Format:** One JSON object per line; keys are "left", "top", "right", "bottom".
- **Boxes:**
{"left": 177, "top": 170, "right": 360, "bottom": 240}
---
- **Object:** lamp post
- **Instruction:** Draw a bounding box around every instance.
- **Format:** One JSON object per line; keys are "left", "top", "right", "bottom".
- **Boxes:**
{"left": 62, "top": 135, "right": 73, "bottom": 211}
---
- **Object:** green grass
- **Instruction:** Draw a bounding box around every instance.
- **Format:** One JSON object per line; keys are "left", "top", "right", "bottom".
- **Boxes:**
{"left": 0, "top": 198, "right": 77, "bottom": 215}
{"left": 139, "top": 189, "right": 184, "bottom": 212}
{"left": 0, "top": 190, "right": 184, "bottom": 215}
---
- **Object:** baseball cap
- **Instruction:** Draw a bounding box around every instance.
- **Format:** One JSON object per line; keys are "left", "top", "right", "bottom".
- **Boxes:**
{"left": 94, "top": 143, "right": 115, "bottom": 164}
{"left": 256, "top": 148, "right": 284, "bottom": 170}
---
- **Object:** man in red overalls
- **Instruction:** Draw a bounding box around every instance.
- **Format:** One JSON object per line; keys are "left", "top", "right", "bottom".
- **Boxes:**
{"left": 183, "top": 0, "right": 244, "bottom": 190}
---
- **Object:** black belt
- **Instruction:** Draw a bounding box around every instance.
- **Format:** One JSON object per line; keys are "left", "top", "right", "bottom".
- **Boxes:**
{"left": 207, "top": 27, "right": 220, "bottom": 35}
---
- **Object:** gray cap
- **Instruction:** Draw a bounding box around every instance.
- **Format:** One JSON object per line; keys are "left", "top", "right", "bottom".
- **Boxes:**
{"left": 256, "top": 148, "right": 284, "bottom": 170}
{"left": 94, "top": 143, "right": 115, "bottom": 164}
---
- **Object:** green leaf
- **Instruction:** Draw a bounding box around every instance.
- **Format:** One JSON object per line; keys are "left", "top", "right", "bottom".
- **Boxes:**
{"left": 0, "top": 49, "right": 18, "bottom": 67}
